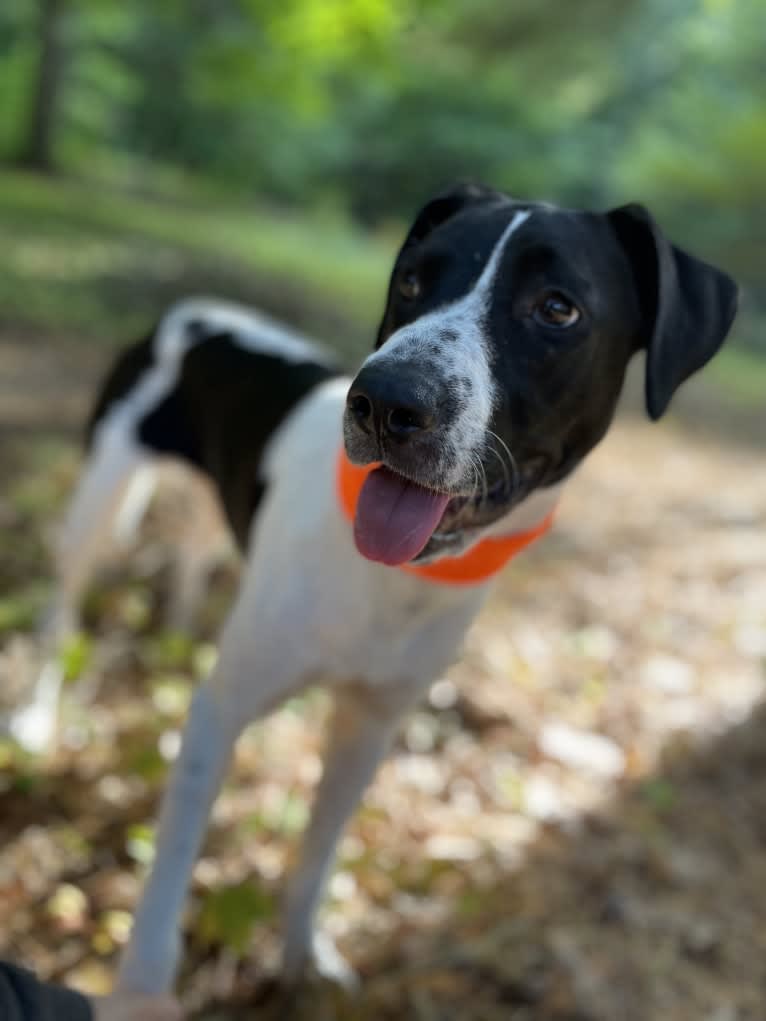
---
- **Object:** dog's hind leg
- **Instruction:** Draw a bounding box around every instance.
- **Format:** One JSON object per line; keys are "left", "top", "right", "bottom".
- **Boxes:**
{"left": 48, "top": 431, "right": 153, "bottom": 637}
{"left": 111, "top": 458, "right": 158, "bottom": 550}
{"left": 163, "top": 470, "right": 231, "bottom": 634}
{"left": 9, "top": 432, "right": 150, "bottom": 751}
{"left": 282, "top": 679, "right": 423, "bottom": 985}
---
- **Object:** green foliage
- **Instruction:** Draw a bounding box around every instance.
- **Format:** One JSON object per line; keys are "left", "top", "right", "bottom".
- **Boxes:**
{"left": 641, "top": 778, "right": 677, "bottom": 815}
{"left": 125, "top": 744, "right": 168, "bottom": 784}
{"left": 0, "top": 589, "right": 44, "bottom": 636}
{"left": 0, "top": 167, "right": 392, "bottom": 357}
{"left": 145, "top": 632, "right": 197, "bottom": 672}
{"left": 708, "top": 345, "right": 766, "bottom": 407}
{"left": 248, "top": 790, "right": 310, "bottom": 836}
{"left": 0, "top": 0, "right": 763, "bottom": 351}
{"left": 197, "top": 880, "right": 275, "bottom": 954}
{"left": 58, "top": 632, "right": 93, "bottom": 684}
{"left": 125, "top": 823, "right": 156, "bottom": 865}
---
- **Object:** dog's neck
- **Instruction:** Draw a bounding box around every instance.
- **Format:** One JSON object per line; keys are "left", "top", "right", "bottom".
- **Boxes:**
{"left": 336, "top": 448, "right": 557, "bottom": 586}
{"left": 483, "top": 481, "right": 562, "bottom": 537}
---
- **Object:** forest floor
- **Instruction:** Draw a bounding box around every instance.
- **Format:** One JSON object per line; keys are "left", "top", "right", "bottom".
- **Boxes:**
{"left": 0, "top": 329, "right": 764, "bottom": 1021}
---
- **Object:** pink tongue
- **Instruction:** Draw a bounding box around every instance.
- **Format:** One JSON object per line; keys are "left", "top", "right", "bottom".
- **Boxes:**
{"left": 354, "top": 467, "right": 450, "bottom": 566}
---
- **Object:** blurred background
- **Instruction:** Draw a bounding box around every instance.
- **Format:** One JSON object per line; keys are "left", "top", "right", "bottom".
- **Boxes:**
{"left": 0, "top": 0, "right": 764, "bottom": 367}
{"left": 0, "top": 2, "right": 765, "bottom": 1019}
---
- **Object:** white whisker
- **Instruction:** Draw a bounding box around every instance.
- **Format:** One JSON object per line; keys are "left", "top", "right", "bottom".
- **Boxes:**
{"left": 487, "top": 429, "right": 519, "bottom": 493}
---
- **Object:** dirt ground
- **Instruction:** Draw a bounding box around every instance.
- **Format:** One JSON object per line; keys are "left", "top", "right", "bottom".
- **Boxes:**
{"left": 0, "top": 332, "right": 764, "bottom": 1020}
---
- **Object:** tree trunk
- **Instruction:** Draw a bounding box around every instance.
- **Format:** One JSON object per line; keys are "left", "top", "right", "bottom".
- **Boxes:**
{"left": 17, "top": 0, "right": 67, "bottom": 172}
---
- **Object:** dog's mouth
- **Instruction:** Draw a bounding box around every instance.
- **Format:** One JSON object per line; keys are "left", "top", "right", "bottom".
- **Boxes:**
{"left": 353, "top": 466, "right": 451, "bottom": 565}
{"left": 353, "top": 464, "right": 529, "bottom": 566}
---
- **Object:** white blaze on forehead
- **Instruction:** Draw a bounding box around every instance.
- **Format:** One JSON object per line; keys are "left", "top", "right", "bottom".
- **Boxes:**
{"left": 363, "top": 209, "right": 532, "bottom": 487}
{"left": 371, "top": 207, "right": 532, "bottom": 364}
{"left": 373, "top": 205, "right": 531, "bottom": 361}
{"left": 469, "top": 208, "right": 532, "bottom": 306}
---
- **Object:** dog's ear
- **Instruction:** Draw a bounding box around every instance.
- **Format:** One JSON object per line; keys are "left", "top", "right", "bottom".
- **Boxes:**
{"left": 401, "top": 182, "right": 502, "bottom": 250}
{"left": 607, "top": 203, "right": 739, "bottom": 420}
{"left": 375, "top": 184, "right": 501, "bottom": 348}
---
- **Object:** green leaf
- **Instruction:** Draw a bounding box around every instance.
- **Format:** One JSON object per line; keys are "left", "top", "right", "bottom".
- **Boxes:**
{"left": 126, "top": 823, "right": 156, "bottom": 865}
{"left": 197, "top": 881, "right": 275, "bottom": 954}
{"left": 641, "top": 779, "right": 677, "bottom": 815}
{"left": 0, "top": 591, "right": 41, "bottom": 635}
{"left": 146, "top": 631, "right": 196, "bottom": 671}
{"left": 58, "top": 633, "right": 93, "bottom": 684}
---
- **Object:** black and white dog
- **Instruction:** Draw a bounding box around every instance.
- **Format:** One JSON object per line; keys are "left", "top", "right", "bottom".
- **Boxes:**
{"left": 44, "top": 184, "right": 739, "bottom": 991}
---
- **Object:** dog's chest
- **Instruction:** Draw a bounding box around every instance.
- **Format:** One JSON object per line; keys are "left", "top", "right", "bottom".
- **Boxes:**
{"left": 238, "top": 380, "right": 488, "bottom": 691}
{"left": 312, "top": 568, "right": 485, "bottom": 686}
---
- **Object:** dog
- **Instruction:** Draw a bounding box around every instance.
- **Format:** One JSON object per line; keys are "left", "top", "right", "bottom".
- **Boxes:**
{"left": 41, "top": 183, "right": 739, "bottom": 992}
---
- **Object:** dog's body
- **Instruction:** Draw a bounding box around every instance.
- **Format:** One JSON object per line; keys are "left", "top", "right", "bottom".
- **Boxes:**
{"left": 34, "top": 186, "right": 738, "bottom": 992}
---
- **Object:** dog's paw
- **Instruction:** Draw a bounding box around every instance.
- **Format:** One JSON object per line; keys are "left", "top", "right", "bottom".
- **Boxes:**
{"left": 1, "top": 643, "right": 62, "bottom": 754}
{"left": 7, "top": 698, "right": 58, "bottom": 754}
{"left": 311, "top": 931, "right": 360, "bottom": 990}
{"left": 281, "top": 931, "right": 359, "bottom": 991}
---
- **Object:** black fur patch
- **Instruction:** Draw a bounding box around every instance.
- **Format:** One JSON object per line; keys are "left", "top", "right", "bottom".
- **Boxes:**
{"left": 89, "top": 326, "right": 340, "bottom": 549}
{"left": 175, "top": 333, "right": 339, "bottom": 546}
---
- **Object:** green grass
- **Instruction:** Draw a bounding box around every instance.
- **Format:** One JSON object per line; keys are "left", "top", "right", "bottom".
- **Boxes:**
{"left": 0, "top": 168, "right": 395, "bottom": 360}
{"left": 707, "top": 343, "right": 766, "bottom": 407}
{"left": 1, "top": 167, "right": 764, "bottom": 402}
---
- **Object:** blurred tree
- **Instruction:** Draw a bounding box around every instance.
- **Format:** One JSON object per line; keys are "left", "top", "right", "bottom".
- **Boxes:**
{"left": 0, "top": 0, "right": 763, "bottom": 347}
{"left": 16, "top": 0, "right": 68, "bottom": 171}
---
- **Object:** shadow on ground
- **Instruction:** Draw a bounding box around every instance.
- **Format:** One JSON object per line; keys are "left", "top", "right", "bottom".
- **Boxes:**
{"left": 290, "top": 703, "right": 766, "bottom": 1021}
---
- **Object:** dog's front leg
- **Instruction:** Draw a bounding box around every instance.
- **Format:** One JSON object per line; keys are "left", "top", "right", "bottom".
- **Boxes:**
{"left": 282, "top": 679, "right": 423, "bottom": 985}
{"left": 117, "top": 682, "right": 241, "bottom": 994}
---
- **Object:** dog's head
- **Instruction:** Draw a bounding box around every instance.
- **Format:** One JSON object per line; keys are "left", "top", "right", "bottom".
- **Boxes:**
{"left": 344, "top": 184, "right": 738, "bottom": 566}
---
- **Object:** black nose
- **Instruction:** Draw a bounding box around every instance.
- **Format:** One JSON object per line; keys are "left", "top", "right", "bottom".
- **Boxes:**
{"left": 347, "top": 365, "right": 437, "bottom": 443}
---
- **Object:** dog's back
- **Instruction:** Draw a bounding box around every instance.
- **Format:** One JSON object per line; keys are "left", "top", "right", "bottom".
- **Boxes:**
{"left": 87, "top": 299, "right": 341, "bottom": 547}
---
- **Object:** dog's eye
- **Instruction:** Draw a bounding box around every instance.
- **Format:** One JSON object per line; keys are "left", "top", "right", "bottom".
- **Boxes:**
{"left": 397, "top": 271, "right": 421, "bottom": 300}
{"left": 533, "top": 293, "right": 580, "bottom": 328}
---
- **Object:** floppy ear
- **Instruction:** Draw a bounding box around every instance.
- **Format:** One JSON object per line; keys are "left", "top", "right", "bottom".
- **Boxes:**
{"left": 399, "top": 182, "right": 503, "bottom": 250}
{"left": 376, "top": 183, "right": 502, "bottom": 347}
{"left": 608, "top": 203, "right": 739, "bottom": 420}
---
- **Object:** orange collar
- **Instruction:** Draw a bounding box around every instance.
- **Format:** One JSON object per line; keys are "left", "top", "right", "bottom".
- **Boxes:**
{"left": 337, "top": 449, "right": 554, "bottom": 586}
